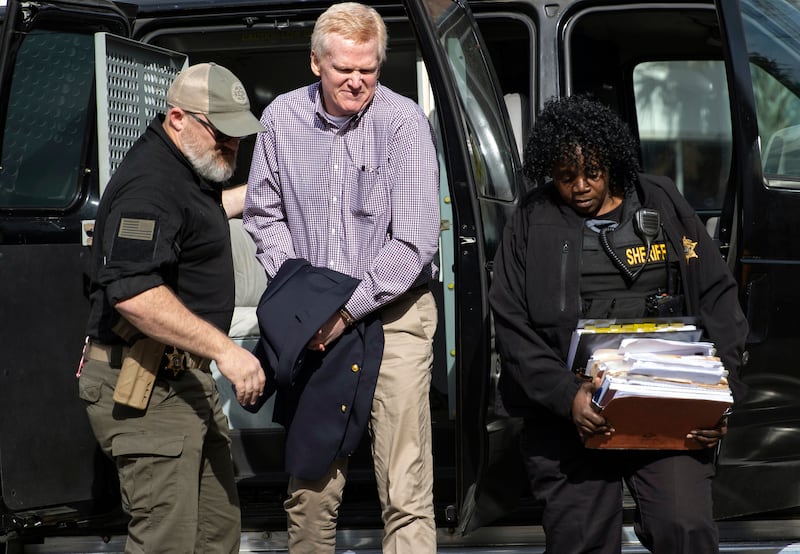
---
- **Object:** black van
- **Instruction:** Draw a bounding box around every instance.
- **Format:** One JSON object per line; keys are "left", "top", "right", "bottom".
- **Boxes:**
{"left": 1, "top": 0, "right": 800, "bottom": 550}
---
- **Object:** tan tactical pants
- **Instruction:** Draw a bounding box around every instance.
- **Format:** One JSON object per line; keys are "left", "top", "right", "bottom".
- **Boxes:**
{"left": 79, "top": 359, "right": 241, "bottom": 554}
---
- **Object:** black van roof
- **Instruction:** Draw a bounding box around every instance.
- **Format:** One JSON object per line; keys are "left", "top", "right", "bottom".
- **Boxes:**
{"left": 126, "top": 0, "right": 351, "bottom": 11}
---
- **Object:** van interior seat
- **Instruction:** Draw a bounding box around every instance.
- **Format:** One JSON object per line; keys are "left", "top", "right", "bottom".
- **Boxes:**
{"left": 764, "top": 124, "right": 800, "bottom": 174}
{"left": 705, "top": 215, "right": 720, "bottom": 240}
{"left": 211, "top": 218, "right": 279, "bottom": 430}
{"left": 228, "top": 217, "right": 267, "bottom": 339}
{"left": 504, "top": 92, "right": 529, "bottom": 160}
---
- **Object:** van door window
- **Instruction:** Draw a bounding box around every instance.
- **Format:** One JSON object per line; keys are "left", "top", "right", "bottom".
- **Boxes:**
{"left": 738, "top": 0, "right": 800, "bottom": 188}
{"left": 633, "top": 60, "right": 732, "bottom": 211}
{"left": 0, "top": 30, "right": 94, "bottom": 209}
{"left": 565, "top": 6, "right": 729, "bottom": 217}
{"left": 420, "top": 0, "right": 522, "bottom": 265}
{"left": 473, "top": 14, "right": 534, "bottom": 159}
{"left": 757, "top": 64, "right": 800, "bottom": 180}
{"left": 423, "top": 1, "right": 518, "bottom": 204}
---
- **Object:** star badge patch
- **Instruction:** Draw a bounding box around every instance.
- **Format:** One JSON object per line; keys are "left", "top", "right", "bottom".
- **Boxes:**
{"left": 682, "top": 236, "right": 698, "bottom": 262}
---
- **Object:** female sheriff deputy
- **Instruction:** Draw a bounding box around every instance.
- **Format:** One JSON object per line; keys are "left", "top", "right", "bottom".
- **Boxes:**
{"left": 489, "top": 94, "right": 748, "bottom": 553}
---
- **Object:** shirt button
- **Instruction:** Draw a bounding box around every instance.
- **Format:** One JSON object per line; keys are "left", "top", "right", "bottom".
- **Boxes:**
{"left": 351, "top": 364, "right": 360, "bottom": 372}
{"left": 332, "top": 196, "right": 337, "bottom": 203}
{"left": 333, "top": 164, "right": 338, "bottom": 170}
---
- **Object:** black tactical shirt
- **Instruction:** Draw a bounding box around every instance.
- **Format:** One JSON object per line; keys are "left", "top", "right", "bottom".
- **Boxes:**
{"left": 85, "top": 116, "right": 234, "bottom": 343}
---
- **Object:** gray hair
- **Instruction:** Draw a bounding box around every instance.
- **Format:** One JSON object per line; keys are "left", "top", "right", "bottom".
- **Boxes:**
{"left": 311, "top": 2, "right": 388, "bottom": 65}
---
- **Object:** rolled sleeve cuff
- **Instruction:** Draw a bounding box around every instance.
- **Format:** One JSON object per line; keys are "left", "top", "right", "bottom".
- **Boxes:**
{"left": 105, "top": 274, "right": 164, "bottom": 306}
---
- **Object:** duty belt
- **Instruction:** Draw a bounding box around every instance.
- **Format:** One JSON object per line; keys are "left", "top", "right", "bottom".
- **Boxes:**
{"left": 86, "top": 342, "right": 211, "bottom": 375}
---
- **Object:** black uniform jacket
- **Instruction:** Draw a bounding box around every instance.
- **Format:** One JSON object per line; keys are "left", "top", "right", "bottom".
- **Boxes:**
{"left": 489, "top": 173, "right": 749, "bottom": 421}
{"left": 253, "top": 258, "right": 383, "bottom": 480}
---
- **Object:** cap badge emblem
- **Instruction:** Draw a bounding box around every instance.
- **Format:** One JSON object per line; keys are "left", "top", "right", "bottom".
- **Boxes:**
{"left": 231, "top": 82, "right": 248, "bottom": 106}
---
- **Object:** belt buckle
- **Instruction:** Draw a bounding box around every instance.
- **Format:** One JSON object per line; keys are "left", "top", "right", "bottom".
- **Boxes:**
{"left": 163, "top": 346, "right": 188, "bottom": 377}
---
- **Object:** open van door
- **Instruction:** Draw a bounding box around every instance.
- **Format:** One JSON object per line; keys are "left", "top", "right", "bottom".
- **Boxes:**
{"left": 0, "top": 0, "right": 161, "bottom": 536}
{"left": 713, "top": 0, "right": 800, "bottom": 519}
{"left": 403, "top": 0, "right": 527, "bottom": 533}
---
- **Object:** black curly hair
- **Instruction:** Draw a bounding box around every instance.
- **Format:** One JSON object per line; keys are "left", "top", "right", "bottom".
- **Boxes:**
{"left": 523, "top": 94, "right": 641, "bottom": 197}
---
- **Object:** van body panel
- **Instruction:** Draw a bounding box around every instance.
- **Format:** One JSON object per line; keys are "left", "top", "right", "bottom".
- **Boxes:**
{"left": 0, "top": 0, "right": 130, "bottom": 520}
{"left": 710, "top": 0, "right": 800, "bottom": 519}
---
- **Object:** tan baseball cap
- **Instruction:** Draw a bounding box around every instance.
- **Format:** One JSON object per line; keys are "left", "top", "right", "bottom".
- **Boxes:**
{"left": 167, "top": 62, "right": 266, "bottom": 138}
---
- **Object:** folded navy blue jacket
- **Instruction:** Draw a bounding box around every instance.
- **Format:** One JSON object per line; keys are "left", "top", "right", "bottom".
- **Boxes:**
{"left": 251, "top": 258, "right": 383, "bottom": 480}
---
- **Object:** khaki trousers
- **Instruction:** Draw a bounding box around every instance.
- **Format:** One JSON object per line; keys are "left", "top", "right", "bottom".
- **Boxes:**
{"left": 79, "top": 359, "right": 241, "bottom": 554}
{"left": 285, "top": 289, "right": 438, "bottom": 554}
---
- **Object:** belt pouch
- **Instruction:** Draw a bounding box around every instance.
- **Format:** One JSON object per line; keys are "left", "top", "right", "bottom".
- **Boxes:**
{"left": 112, "top": 338, "right": 166, "bottom": 410}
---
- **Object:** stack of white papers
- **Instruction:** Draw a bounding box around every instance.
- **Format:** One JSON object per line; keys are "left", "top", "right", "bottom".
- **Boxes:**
{"left": 587, "top": 337, "right": 732, "bottom": 409}
{"left": 618, "top": 337, "right": 715, "bottom": 356}
{"left": 577, "top": 328, "right": 733, "bottom": 450}
{"left": 592, "top": 372, "right": 733, "bottom": 408}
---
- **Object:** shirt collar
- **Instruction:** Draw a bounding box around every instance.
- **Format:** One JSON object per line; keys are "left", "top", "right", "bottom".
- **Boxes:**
{"left": 313, "top": 82, "right": 378, "bottom": 128}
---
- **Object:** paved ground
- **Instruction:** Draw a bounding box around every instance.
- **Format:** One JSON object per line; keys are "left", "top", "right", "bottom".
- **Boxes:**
{"left": 15, "top": 523, "right": 800, "bottom": 553}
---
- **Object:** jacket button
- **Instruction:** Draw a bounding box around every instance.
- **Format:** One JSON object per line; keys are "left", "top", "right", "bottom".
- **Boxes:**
{"left": 351, "top": 364, "right": 360, "bottom": 372}
{"left": 341, "top": 404, "right": 347, "bottom": 413}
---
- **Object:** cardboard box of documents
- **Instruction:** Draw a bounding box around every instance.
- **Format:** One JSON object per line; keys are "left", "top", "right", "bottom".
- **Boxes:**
{"left": 570, "top": 319, "right": 733, "bottom": 450}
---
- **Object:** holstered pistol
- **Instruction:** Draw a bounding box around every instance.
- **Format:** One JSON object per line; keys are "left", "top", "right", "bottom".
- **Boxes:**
{"left": 111, "top": 319, "right": 166, "bottom": 410}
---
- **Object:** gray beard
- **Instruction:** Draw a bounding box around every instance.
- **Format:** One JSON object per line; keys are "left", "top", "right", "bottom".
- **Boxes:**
{"left": 182, "top": 130, "right": 235, "bottom": 182}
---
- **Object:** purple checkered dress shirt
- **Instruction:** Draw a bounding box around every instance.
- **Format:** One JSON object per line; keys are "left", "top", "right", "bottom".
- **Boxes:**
{"left": 243, "top": 82, "right": 440, "bottom": 319}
